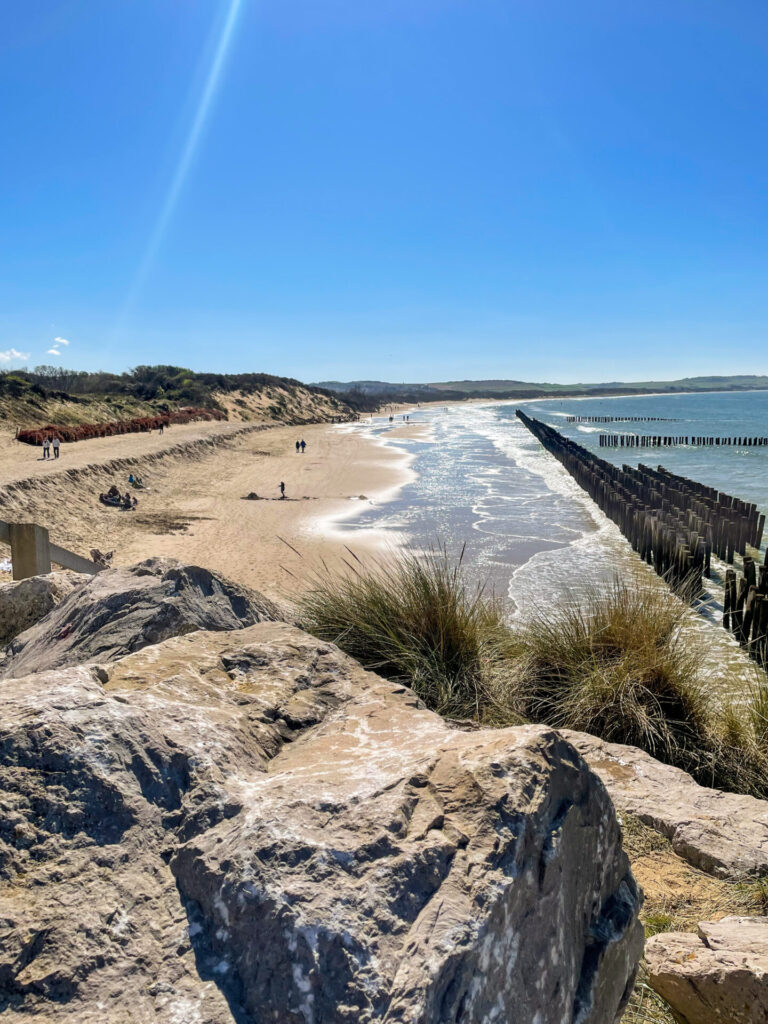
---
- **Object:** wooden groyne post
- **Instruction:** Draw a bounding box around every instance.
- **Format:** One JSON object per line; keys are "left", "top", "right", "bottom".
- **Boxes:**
{"left": 598, "top": 435, "right": 768, "bottom": 448}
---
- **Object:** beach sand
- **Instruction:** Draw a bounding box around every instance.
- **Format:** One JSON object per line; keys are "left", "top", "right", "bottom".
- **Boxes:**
{"left": 0, "top": 420, "right": 410, "bottom": 604}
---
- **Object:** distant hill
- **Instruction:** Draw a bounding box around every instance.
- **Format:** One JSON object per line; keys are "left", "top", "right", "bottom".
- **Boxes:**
{"left": 317, "top": 375, "right": 768, "bottom": 409}
{"left": 429, "top": 375, "right": 768, "bottom": 394}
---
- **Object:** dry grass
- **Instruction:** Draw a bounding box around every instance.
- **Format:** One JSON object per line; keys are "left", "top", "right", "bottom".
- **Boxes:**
{"left": 621, "top": 967, "right": 677, "bottom": 1024}
{"left": 619, "top": 814, "right": 767, "bottom": 1024}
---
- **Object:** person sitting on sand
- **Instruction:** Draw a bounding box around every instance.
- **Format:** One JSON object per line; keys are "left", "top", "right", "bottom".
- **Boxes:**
{"left": 122, "top": 491, "right": 137, "bottom": 510}
{"left": 99, "top": 485, "right": 123, "bottom": 507}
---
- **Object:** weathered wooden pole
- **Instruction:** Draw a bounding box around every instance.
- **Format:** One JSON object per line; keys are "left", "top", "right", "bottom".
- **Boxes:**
{"left": 9, "top": 522, "right": 52, "bottom": 581}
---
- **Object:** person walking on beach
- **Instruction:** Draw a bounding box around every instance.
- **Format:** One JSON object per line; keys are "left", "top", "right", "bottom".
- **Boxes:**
{"left": 42, "top": 437, "right": 50, "bottom": 460}
{"left": 300, "top": 439, "right": 306, "bottom": 453}
{"left": 52, "top": 436, "right": 61, "bottom": 459}
{"left": 279, "top": 481, "right": 286, "bottom": 498}
{"left": 295, "top": 440, "right": 300, "bottom": 453}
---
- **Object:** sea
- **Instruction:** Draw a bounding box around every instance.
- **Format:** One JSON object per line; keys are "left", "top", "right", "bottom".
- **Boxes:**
{"left": 333, "top": 391, "right": 768, "bottom": 633}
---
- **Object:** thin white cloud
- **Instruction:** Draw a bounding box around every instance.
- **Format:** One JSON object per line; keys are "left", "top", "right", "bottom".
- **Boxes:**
{"left": 0, "top": 348, "right": 30, "bottom": 363}
{"left": 54, "top": 337, "right": 70, "bottom": 346}
{"left": 47, "top": 348, "right": 61, "bottom": 356}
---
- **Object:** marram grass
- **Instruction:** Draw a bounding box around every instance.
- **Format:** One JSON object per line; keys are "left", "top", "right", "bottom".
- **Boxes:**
{"left": 300, "top": 544, "right": 518, "bottom": 722}
{"left": 299, "top": 546, "right": 768, "bottom": 798}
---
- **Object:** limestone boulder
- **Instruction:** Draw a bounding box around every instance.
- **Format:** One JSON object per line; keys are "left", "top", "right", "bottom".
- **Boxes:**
{"left": 0, "top": 571, "right": 85, "bottom": 645}
{"left": 646, "top": 916, "right": 768, "bottom": 1023}
{"left": 0, "top": 622, "right": 643, "bottom": 1022}
{"left": 561, "top": 730, "right": 768, "bottom": 879}
{"left": 0, "top": 557, "right": 280, "bottom": 680}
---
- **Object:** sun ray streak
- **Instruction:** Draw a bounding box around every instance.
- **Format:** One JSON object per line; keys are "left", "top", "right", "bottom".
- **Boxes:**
{"left": 118, "top": 0, "right": 243, "bottom": 325}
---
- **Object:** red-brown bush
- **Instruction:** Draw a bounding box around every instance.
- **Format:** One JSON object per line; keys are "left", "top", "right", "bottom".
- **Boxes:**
{"left": 15, "top": 407, "right": 226, "bottom": 446}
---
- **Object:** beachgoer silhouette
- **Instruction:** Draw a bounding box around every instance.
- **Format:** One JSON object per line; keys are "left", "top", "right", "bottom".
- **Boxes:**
{"left": 300, "top": 440, "right": 306, "bottom": 453}
{"left": 295, "top": 440, "right": 300, "bottom": 453}
{"left": 52, "top": 436, "right": 61, "bottom": 458}
{"left": 42, "top": 438, "right": 50, "bottom": 459}
{"left": 279, "top": 481, "right": 285, "bottom": 498}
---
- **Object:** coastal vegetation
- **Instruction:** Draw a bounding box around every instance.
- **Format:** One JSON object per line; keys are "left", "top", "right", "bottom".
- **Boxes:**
{"left": 0, "top": 364, "right": 352, "bottom": 427}
{"left": 300, "top": 545, "right": 515, "bottom": 722}
{"left": 300, "top": 546, "right": 768, "bottom": 799}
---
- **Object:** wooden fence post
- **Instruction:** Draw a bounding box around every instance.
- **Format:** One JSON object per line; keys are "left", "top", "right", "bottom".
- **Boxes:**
{"left": 9, "top": 523, "right": 52, "bottom": 580}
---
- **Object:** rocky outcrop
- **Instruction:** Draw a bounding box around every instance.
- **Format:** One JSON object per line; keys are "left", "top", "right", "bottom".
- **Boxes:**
{"left": 0, "top": 558, "right": 281, "bottom": 680}
{"left": 561, "top": 730, "right": 768, "bottom": 879}
{"left": 0, "top": 621, "right": 643, "bottom": 1022}
{"left": 0, "top": 571, "right": 85, "bottom": 645}
{"left": 645, "top": 916, "right": 768, "bottom": 1023}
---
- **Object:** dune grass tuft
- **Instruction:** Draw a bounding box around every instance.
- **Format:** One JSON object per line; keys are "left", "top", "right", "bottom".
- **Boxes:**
{"left": 299, "top": 545, "right": 516, "bottom": 721}
{"left": 300, "top": 546, "right": 768, "bottom": 796}
{"left": 512, "top": 580, "right": 708, "bottom": 752}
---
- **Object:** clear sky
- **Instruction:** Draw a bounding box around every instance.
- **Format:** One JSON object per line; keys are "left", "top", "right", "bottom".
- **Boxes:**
{"left": 2, "top": 1, "right": 768, "bottom": 384}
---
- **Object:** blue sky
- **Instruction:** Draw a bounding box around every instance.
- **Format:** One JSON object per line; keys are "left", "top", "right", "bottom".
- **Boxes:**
{"left": 2, "top": 1, "right": 768, "bottom": 384}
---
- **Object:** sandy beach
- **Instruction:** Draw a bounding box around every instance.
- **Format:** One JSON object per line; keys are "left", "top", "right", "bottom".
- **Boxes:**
{"left": 0, "top": 419, "right": 411, "bottom": 604}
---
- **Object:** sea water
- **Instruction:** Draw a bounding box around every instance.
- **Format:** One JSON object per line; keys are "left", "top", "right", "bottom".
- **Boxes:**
{"left": 337, "top": 391, "right": 768, "bottom": 620}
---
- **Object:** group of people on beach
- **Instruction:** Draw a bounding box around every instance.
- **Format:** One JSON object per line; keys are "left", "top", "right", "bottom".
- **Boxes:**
{"left": 295, "top": 439, "right": 306, "bottom": 453}
{"left": 40, "top": 436, "right": 61, "bottom": 459}
{"left": 98, "top": 484, "right": 138, "bottom": 511}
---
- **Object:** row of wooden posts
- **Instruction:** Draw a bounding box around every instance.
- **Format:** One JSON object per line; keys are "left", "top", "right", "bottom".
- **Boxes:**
{"left": 723, "top": 558, "right": 768, "bottom": 670}
{"left": 599, "top": 435, "right": 768, "bottom": 448}
{"left": 565, "top": 415, "right": 678, "bottom": 423}
{"left": 516, "top": 410, "right": 765, "bottom": 606}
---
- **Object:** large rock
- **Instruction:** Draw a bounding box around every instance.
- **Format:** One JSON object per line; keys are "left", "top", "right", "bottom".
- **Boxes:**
{"left": 0, "top": 622, "right": 643, "bottom": 1022}
{"left": 0, "top": 571, "right": 85, "bottom": 645}
{"left": 0, "top": 558, "right": 280, "bottom": 679}
{"left": 561, "top": 730, "right": 768, "bottom": 879}
{"left": 645, "top": 916, "right": 768, "bottom": 1023}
